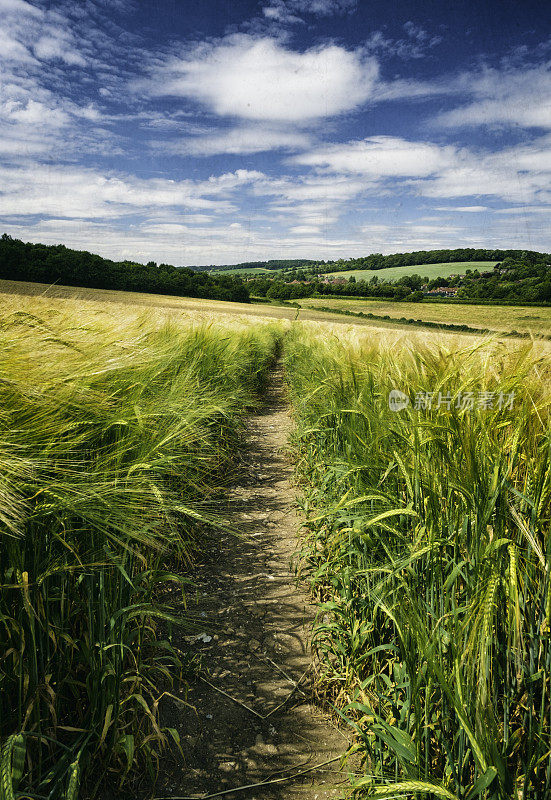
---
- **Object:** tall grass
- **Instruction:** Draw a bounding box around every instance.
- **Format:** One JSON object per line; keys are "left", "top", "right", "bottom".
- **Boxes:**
{"left": 0, "top": 298, "right": 281, "bottom": 798}
{"left": 285, "top": 326, "right": 551, "bottom": 800}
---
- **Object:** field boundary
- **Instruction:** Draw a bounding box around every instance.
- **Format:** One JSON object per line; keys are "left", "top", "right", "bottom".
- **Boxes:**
{"left": 311, "top": 292, "right": 551, "bottom": 308}
{"left": 302, "top": 302, "right": 551, "bottom": 339}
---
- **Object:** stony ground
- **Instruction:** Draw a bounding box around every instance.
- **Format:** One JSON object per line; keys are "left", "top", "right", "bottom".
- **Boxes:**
{"left": 148, "top": 367, "right": 353, "bottom": 800}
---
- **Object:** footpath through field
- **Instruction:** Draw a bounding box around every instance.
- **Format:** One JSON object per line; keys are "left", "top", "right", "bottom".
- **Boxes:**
{"left": 151, "top": 366, "right": 350, "bottom": 800}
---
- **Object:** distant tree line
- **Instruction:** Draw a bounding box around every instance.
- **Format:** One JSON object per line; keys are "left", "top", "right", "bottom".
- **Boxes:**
{"left": 195, "top": 258, "right": 319, "bottom": 272}
{"left": 248, "top": 252, "right": 551, "bottom": 304}
{"left": 458, "top": 256, "right": 551, "bottom": 302}
{"left": 248, "top": 273, "right": 427, "bottom": 302}
{"left": 321, "top": 248, "right": 546, "bottom": 273}
{"left": 0, "top": 235, "right": 250, "bottom": 302}
{"left": 196, "top": 249, "right": 539, "bottom": 275}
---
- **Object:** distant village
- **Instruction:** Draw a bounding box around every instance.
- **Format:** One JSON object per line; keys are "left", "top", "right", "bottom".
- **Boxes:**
{"left": 234, "top": 253, "right": 551, "bottom": 303}
{"left": 243, "top": 269, "right": 503, "bottom": 297}
{"left": 314, "top": 274, "right": 466, "bottom": 297}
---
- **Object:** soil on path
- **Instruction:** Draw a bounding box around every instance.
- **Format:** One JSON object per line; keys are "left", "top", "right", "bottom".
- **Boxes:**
{"left": 151, "top": 366, "right": 352, "bottom": 800}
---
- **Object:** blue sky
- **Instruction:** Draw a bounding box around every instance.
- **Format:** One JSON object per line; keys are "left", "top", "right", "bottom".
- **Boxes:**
{"left": 1, "top": 0, "right": 550, "bottom": 265}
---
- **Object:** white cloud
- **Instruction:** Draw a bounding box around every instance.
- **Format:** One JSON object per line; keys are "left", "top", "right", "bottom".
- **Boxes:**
{"left": 0, "top": 0, "right": 88, "bottom": 68}
{"left": 262, "top": 0, "right": 357, "bottom": 23}
{"left": 365, "top": 22, "right": 442, "bottom": 60}
{"left": 2, "top": 216, "right": 363, "bottom": 265}
{"left": 0, "top": 86, "right": 109, "bottom": 158}
{"left": 291, "top": 132, "right": 551, "bottom": 208}
{"left": 370, "top": 78, "right": 446, "bottom": 102}
{"left": 435, "top": 206, "right": 489, "bottom": 212}
{"left": 435, "top": 64, "right": 551, "bottom": 129}
{"left": 276, "top": 175, "right": 373, "bottom": 202}
{"left": 8, "top": 204, "right": 551, "bottom": 266}
{"left": 158, "top": 124, "right": 312, "bottom": 156}
{"left": 144, "top": 35, "right": 379, "bottom": 122}
{"left": 33, "top": 34, "right": 87, "bottom": 67}
{"left": 418, "top": 136, "right": 551, "bottom": 204}
{"left": 268, "top": 200, "right": 340, "bottom": 228}
{"left": 0, "top": 1, "right": 136, "bottom": 161}
{"left": 0, "top": 0, "right": 42, "bottom": 14}
{"left": 249, "top": 172, "right": 378, "bottom": 233}
{"left": 495, "top": 206, "right": 551, "bottom": 214}
{"left": 0, "top": 164, "right": 266, "bottom": 219}
{"left": 292, "top": 136, "right": 457, "bottom": 177}
{"left": 2, "top": 98, "right": 70, "bottom": 127}
{"left": 290, "top": 225, "right": 322, "bottom": 234}
{"left": 0, "top": 136, "right": 50, "bottom": 155}
{"left": 0, "top": 28, "right": 35, "bottom": 62}
{"left": 356, "top": 221, "right": 484, "bottom": 252}
{"left": 0, "top": 93, "right": 73, "bottom": 156}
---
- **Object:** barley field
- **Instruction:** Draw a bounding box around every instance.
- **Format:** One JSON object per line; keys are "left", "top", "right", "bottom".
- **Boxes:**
{"left": 0, "top": 294, "right": 282, "bottom": 798}
{"left": 2, "top": 286, "right": 550, "bottom": 800}
{"left": 6, "top": 279, "right": 550, "bottom": 339}
{"left": 0, "top": 278, "right": 376, "bottom": 328}
{"left": 284, "top": 325, "right": 551, "bottom": 799}
{"left": 299, "top": 296, "right": 551, "bottom": 336}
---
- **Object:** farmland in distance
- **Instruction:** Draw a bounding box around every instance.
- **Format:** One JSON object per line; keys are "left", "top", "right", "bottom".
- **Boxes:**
{"left": 298, "top": 295, "right": 551, "bottom": 335}
{"left": 326, "top": 260, "right": 498, "bottom": 281}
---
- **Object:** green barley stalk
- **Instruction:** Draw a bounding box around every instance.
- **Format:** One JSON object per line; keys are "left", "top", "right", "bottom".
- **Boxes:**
{"left": 0, "top": 298, "right": 283, "bottom": 797}
{"left": 285, "top": 325, "right": 551, "bottom": 800}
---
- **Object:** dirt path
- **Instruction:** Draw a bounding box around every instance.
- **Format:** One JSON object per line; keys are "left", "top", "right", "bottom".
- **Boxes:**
{"left": 152, "top": 366, "right": 351, "bottom": 800}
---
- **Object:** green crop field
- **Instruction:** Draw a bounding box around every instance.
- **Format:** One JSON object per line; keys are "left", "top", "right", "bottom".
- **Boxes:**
{"left": 285, "top": 326, "right": 551, "bottom": 798}
{"left": 1, "top": 281, "right": 550, "bottom": 800}
{"left": 327, "top": 260, "right": 498, "bottom": 281}
{"left": 210, "top": 266, "right": 273, "bottom": 275}
{"left": 0, "top": 291, "right": 283, "bottom": 797}
{"left": 299, "top": 296, "right": 551, "bottom": 335}
{"left": 0, "top": 277, "right": 393, "bottom": 328}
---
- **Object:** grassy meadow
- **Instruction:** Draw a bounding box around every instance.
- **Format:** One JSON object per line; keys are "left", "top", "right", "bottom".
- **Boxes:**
{"left": 284, "top": 326, "right": 551, "bottom": 799}
{"left": 327, "top": 261, "right": 498, "bottom": 282}
{"left": 0, "top": 293, "right": 282, "bottom": 798}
